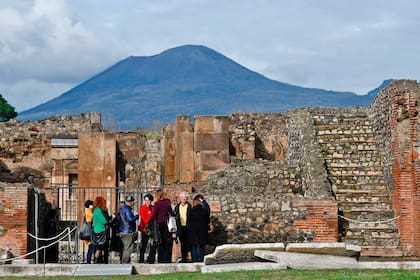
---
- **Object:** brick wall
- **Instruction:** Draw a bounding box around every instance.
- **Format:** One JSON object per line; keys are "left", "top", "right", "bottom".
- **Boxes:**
{"left": 292, "top": 200, "right": 339, "bottom": 242}
{"left": 371, "top": 80, "right": 420, "bottom": 256}
{"left": 0, "top": 183, "right": 28, "bottom": 257}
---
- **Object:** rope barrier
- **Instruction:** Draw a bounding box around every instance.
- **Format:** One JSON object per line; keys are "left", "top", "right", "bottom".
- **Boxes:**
{"left": 27, "top": 226, "right": 74, "bottom": 241}
{"left": 338, "top": 214, "right": 400, "bottom": 224}
{"left": 0, "top": 226, "right": 77, "bottom": 263}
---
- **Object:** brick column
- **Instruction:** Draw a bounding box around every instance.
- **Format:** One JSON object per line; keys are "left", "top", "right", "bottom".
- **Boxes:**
{"left": 389, "top": 82, "right": 420, "bottom": 256}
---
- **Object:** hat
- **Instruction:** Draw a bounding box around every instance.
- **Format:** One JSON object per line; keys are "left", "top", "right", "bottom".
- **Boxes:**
{"left": 84, "top": 200, "right": 93, "bottom": 208}
{"left": 194, "top": 194, "right": 204, "bottom": 201}
{"left": 125, "top": 195, "right": 135, "bottom": 202}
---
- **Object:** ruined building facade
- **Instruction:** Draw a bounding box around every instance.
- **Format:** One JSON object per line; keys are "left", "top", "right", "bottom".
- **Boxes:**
{"left": 0, "top": 80, "right": 419, "bottom": 260}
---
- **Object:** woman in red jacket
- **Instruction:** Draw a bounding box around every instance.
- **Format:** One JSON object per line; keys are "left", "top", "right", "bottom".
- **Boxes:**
{"left": 138, "top": 193, "right": 156, "bottom": 263}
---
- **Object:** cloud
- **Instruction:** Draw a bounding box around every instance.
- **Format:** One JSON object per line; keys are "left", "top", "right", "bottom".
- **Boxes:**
{"left": 0, "top": 0, "right": 118, "bottom": 83}
{"left": 1, "top": 0, "right": 420, "bottom": 110}
{"left": 0, "top": 79, "right": 72, "bottom": 111}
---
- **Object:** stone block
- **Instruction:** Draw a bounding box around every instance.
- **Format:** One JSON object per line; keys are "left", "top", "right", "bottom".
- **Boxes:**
{"left": 194, "top": 133, "right": 229, "bottom": 151}
{"left": 286, "top": 242, "right": 361, "bottom": 257}
{"left": 175, "top": 115, "right": 192, "bottom": 133}
{"left": 200, "top": 151, "right": 229, "bottom": 171}
{"left": 194, "top": 116, "right": 230, "bottom": 133}
{"left": 254, "top": 250, "right": 360, "bottom": 269}
{"left": 204, "top": 243, "right": 284, "bottom": 265}
{"left": 201, "top": 262, "right": 286, "bottom": 272}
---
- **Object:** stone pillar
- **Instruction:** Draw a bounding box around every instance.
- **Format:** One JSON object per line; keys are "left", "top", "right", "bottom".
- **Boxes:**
{"left": 162, "top": 125, "right": 176, "bottom": 184}
{"left": 78, "top": 132, "right": 117, "bottom": 213}
{"left": 175, "top": 116, "right": 194, "bottom": 183}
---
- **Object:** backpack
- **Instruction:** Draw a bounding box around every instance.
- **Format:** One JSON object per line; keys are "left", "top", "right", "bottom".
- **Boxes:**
{"left": 110, "top": 211, "right": 120, "bottom": 233}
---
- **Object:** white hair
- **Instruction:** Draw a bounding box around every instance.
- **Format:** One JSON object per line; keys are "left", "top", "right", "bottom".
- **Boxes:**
{"left": 179, "top": 191, "right": 188, "bottom": 199}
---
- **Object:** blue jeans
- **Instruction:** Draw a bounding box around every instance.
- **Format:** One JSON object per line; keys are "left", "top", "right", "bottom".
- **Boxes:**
{"left": 86, "top": 243, "right": 95, "bottom": 264}
{"left": 191, "top": 244, "right": 205, "bottom": 262}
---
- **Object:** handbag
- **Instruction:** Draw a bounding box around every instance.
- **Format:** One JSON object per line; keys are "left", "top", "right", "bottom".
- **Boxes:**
{"left": 91, "top": 230, "right": 107, "bottom": 246}
{"left": 168, "top": 216, "right": 177, "bottom": 233}
{"left": 79, "top": 220, "right": 92, "bottom": 241}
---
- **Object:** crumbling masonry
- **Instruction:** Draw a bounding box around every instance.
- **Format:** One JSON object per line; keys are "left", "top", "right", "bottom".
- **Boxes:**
{"left": 0, "top": 79, "right": 419, "bottom": 260}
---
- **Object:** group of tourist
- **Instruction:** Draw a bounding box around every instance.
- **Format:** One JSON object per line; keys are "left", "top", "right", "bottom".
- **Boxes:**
{"left": 82, "top": 189, "right": 211, "bottom": 264}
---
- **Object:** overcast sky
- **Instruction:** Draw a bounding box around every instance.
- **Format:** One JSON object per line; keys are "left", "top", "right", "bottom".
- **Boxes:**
{"left": 1, "top": 0, "right": 419, "bottom": 112}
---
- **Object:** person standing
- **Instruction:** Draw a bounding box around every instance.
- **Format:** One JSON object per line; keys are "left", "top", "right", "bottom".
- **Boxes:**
{"left": 173, "top": 191, "right": 191, "bottom": 262}
{"left": 152, "top": 189, "right": 174, "bottom": 263}
{"left": 138, "top": 193, "right": 156, "bottom": 264}
{"left": 83, "top": 200, "right": 94, "bottom": 264}
{"left": 92, "top": 196, "right": 110, "bottom": 264}
{"left": 188, "top": 195, "right": 210, "bottom": 262}
{"left": 118, "top": 195, "right": 139, "bottom": 264}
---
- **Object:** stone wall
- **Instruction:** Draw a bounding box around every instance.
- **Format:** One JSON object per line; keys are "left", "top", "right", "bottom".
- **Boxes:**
{"left": 228, "top": 113, "right": 288, "bottom": 160}
{"left": 0, "top": 113, "right": 102, "bottom": 188}
{"left": 286, "top": 109, "right": 332, "bottom": 199}
{"left": 198, "top": 159, "right": 329, "bottom": 244}
{"left": 371, "top": 80, "right": 420, "bottom": 256}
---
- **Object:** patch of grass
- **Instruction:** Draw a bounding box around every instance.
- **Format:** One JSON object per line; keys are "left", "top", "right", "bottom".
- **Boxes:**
{"left": 3, "top": 269, "right": 420, "bottom": 280}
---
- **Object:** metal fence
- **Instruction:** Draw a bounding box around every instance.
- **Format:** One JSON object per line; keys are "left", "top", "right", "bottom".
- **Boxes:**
{"left": 35, "top": 184, "right": 159, "bottom": 264}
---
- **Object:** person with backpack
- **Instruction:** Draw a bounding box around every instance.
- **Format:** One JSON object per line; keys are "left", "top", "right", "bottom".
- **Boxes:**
{"left": 118, "top": 196, "right": 139, "bottom": 263}
{"left": 82, "top": 200, "right": 94, "bottom": 263}
{"left": 91, "top": 196, "right": 111, "bottom": 264}
{"left": 109, "top": 201, "right": 124, "bottom": 262}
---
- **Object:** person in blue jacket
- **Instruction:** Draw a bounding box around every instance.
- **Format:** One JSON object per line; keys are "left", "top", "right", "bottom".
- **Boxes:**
{"left": 118, "top": 195, "right": 139, "bottom": 263}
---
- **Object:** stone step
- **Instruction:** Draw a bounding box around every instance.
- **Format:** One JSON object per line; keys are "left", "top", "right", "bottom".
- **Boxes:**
{"left": 326, "top": 159, "right": 383, "bottom": 166}
{"left": 323, "top": 150, "right": 382, "bottom": 159}
{"left": 318, "top": 137, "right": 377, "bottom": 144}
{"left": 319, "top": 143, "right": 378, "bottom": 151}
{"left": 316, "top": 128, "right": 374, "bottom": 136}
{"left": 313, "top": 119, "right": 372, "bottom": 126}
{"left": 359, "top": 246, "right": 403, "bottom": 257}
{"left": 310, "top": 108, "right": 368, "bottom": 116}
{"left": 345, "top": 228, "right": 399, "bottom": 237}
{"left": 334, "top": 189, "right": 389, "bottom": 196}
{"left": 331, "top": 185, "right": 388, "bottom": 192}
{"left": 348, "top": 224, "right": 398, "bottom": 230}
{"left": 344, "top": 237, "right": 400, "bottom": 247}
{"left": 335, "top": 195, "right": 389, "bottom": 204}
{"left": 339, "top": 205, "right": 393, "bottom": 213}
{"left": 328, "top": 170, "right": 384, "bottom": 176}
{"left": 326, "top": 164, "right": 384, "bottom": 171}
{"left": 330, "top": 175, "right": 387, "bottom": 183}
{"left": 341, "top": 210, "right": 395, "bottom": 221}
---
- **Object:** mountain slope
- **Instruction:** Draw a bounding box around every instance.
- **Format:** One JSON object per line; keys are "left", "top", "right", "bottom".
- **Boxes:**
{"left": 19, "top": 45, "right": 378, "bottom": 130}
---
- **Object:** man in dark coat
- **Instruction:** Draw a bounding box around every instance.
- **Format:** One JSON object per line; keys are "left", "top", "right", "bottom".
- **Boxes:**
{"left": 187, "top": 195, "right": 210, "bottom": 262}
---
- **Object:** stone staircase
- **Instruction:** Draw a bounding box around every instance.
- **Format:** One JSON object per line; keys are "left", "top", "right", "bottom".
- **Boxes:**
{"left": 310, "top": 108, "right": 402, "bottom": 257}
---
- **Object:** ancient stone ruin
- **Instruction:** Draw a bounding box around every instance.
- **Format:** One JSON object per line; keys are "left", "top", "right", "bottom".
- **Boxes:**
{"left": 0, "top": 79, "right": 419, "bottom": 262}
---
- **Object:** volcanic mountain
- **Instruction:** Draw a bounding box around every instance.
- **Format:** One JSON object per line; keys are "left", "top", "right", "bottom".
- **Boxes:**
{"left": 18, "top": 45, "right": 389, "bottom": 130}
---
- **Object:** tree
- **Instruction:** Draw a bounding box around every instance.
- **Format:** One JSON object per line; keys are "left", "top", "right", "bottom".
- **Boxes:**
{"left": 0, "top": 94, "right": 17, "bottom": 121}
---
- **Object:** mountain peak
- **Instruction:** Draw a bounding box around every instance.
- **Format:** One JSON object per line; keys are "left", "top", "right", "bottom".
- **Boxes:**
{"left": 19, "top": 45, "right": 373, "bottom": 130}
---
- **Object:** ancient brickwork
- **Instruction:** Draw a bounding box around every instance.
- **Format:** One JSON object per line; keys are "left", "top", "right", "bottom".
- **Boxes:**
{"left": 2, "top": 79, "right": 420, "bottom": 260}
{"left": 0, "top": 113, "right": 102, "bottom": 188}
{"left": 229, "top": 113, "right": 287, "bottom": 160}
{"left": 292, "top": 200, "right": 338, "bottom": 242}
{"left": 310, "top": 107, "right": 401, "bottom": 257}
{"left": 370, "top": 80, "right": 420, "bottom": 256}
{"left": 0, "top": 183, "right": 28, "bottom": 256}
{"left": 199, "top": 159, "right": 310, "bottom": 244}
{"left": 286, "top": 109, "right": 332, "bottom": 199}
